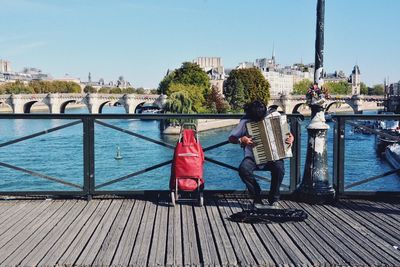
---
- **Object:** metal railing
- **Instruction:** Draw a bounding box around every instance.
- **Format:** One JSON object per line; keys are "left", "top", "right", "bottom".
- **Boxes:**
{"left": 333, "top": 114, "right": 400, "bottom": 197}
{"left": 1, "top": 113, "right": 399, "bottom": 199}
{"left": 0, "top": 114, "right": 302, "bottom": 197}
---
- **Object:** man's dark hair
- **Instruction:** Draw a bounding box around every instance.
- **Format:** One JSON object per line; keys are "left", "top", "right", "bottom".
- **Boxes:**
{"left": 244, "top": 100, "right": 267, "bottom": 121}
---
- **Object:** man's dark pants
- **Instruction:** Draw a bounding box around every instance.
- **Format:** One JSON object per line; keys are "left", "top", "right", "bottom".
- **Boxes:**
{"left": 238, "top": 157, "right": 285, "bottom": 204}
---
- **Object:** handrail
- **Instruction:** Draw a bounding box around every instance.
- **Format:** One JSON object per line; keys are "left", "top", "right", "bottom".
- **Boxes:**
{"left": 0, "top": 114, "right": 302, "bottom": 197}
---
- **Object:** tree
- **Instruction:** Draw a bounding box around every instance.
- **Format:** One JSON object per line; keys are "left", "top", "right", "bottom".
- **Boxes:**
{"left": 293, "top": 79, "right": 312, "bottom": 95}
{"left": 324, "top": 81, "right": 351, "bottom": 95}
{"left": 224, "top": 68, "right": 270, "bottom": 111}
{"left": 167, "top": 83, "right": 207, "bottom": 113}
{"left": 158, "top": 62, "right": 211, "bottom": 99}
{"left": 164, "top": 91, "right": 193, "bottom": 114}
{"left": 150, "top": 89, "right": 158, "bottom": 94}
{"left": 135, "top": 87, "right": 146, "bottom": 94}
{"left": 207, "top": 86, "right": 230, "bottom": 113}
{"left": 370, "top": 84, "right": 384, "bottom": 95}
{"left": 83, "top": 85, "right": 97, "bottom": 93}
{"left": 0, "top": 81, "right": 34, "bottom": 94}
{"left": 122, "top": 87, "right": 135, "bottom": 94}
{"left": 360, "top": 82, "right": 368, "bottom": 95}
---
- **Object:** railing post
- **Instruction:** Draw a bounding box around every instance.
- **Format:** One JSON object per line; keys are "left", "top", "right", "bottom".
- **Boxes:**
{"left": 333, "top": 116, "right": 345, "bottom": 197}
{"left": 83, "top": 117, "right": 95, "bottom": 199}
{"left": 290, "top": 117, "right": 302, "bottom": 192}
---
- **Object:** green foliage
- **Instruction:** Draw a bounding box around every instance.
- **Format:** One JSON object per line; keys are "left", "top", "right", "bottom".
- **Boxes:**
{"left": 164, "top": 91, "right": 193, "bottom": 114}
{"left": 83, "top": 85, "right": 97, "bottom": 93}
{"left": 123, "top": 87, "right": 135, "bottom": 94}
{"left": 28, "top": 80, "right": 81, "bottom": 93}
{"left": 360, "top": 82, "right": 368, "bottom": 95}
{"left": 0, "top": 81, "right": 34, "bottom": 94}
{"left": 292, "top": 79, "right": 312, "bottom": 95}
{"left": 323, "top": 81, "right": 351, "bottom": 95}
{"left": 135, "top": 87, "right": 145, "bottom": 94}
{"left": 369, "top": 84, "right": 384, "bottom": 95}
{"left": 167, "top": 83, "right": 207, "bottom": 113}
{"left": 109, "top": 87, "right": 122, "bottom": 94}
{"left": 224, "top": 68, "right": 270, "bottom": 111}
{"left": 158, "top": 62, "right": 211, "bottom": 98}
{"left": 207, "top": 86, "right": 230, "bottom": 113}
{"left": 150, "top": 89, "right": 158, "bottom": 94}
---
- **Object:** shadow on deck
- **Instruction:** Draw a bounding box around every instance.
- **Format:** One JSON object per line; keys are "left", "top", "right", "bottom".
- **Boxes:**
{"left": 0, "top": 196, "right": 399, "bottom": 266}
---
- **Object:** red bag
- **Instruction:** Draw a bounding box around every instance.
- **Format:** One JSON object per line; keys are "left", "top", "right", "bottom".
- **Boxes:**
{"left": 170, "top": 129, "right": 205, "bottom": 191}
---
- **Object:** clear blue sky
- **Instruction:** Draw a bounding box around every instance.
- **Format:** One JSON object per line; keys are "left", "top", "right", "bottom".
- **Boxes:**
{"left": 1, "top": 0, "right": 399, "bottom": 88}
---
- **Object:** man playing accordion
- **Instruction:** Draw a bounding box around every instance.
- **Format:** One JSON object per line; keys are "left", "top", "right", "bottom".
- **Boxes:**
{"left": 228, "top": 100, "right": 294, "bottom": 209}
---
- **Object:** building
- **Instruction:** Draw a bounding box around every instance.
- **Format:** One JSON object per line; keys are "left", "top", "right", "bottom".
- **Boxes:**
{"left": 350, "top": 65, "right": 361, "bottom": 95}
{"left": 236, "top": 53, "right": 314, "bottom": 96}
{"left": 0, "top": 59, "right": 52, "bottom": 85}
{"left": 193, "top": 57, "right": 225, "bottom": 94}
{"left": 0, "top": 59, "right": 11, "bottom": 72}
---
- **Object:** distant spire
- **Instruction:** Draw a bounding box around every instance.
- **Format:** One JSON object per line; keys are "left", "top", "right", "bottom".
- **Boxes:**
{"left": 272, "top": 41, "right": 275, "bottom": 61}
{"left": 88, "top": 72, "right": 92, "bottom": 83}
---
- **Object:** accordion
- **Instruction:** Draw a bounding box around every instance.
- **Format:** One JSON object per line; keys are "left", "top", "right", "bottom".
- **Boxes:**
{"left": 246, "top": 115, "right": 292, "bottom": 165}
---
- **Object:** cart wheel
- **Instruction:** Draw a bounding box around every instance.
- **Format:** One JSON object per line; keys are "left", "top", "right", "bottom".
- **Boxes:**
{"left": 199, "top": 192, "right": 204, "bottom": 207}
{"left": 171, "top": 192, "right": 176, "bottom": 206}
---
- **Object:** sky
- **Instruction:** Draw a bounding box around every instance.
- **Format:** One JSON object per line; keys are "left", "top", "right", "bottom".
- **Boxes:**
{"left": 1, "top": 0, "right": 399, "bottom": 88}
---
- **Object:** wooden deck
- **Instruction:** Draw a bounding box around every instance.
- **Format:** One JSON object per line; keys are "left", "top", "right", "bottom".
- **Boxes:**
{"left": 0, "top": 196, "right": 399, "bottom": 266}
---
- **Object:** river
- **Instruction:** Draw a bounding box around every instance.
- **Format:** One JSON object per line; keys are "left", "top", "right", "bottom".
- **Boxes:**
{"left": 0, "top": 106, "right": 399, "bottom": 192}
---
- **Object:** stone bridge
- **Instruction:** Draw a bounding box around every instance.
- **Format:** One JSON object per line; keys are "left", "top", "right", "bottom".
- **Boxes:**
{"left": 0, "top": 93, "right": 384, "bottom": 114}
{"left": 0, "top": 93, "right": 167, "bottom": 114}
{"left": 269, "top": 94, "right": 384, "bottom": 114}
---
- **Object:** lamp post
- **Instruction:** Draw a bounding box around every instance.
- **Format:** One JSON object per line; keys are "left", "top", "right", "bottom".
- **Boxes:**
{"left": 297, "top": 0, "right": 335, "bottom": 203}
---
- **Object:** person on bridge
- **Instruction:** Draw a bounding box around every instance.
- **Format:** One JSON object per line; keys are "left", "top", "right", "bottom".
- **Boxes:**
{"left": 228, "top": 100, "right": 294, "bottom": 209}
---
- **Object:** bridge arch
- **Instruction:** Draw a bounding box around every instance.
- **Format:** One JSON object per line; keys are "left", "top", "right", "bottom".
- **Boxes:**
{"left": 60, "top": 100, "right": 77, "bottom": 114}
{"left": 98, "top": 100, "right": 124, "bottom": 113}
{"left": 24, "top": 101, "right": 49, "bottom": 113}
{"left": 267, "top": 104, "right": 284, "bottom": 113}
{"left": 135, "top": 102, "right": 146, "bottom": 113}
{"left": 325, "top": 101, "right": 357, "bottom": 114}
{"left": 292, "top": 102, "right": 308, "bottom": 114}
{"left": 0, "top": 102, "right": 12, "bottom": 113}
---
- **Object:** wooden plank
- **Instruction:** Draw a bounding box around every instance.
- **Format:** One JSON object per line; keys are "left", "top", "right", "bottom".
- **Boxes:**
{"left": 205, "top": 199, "right": 237, "bottom": 266}
{"left": 0, "top": 201, "right": 36, "bottom": 238}
{"left": 336, "top": 200, "right": 400, "bottom": 248}
{"left": 182, "top": 204, "right": 200, "bottom": 266}
{"left": 308, "top": 202, "right": 387, "bottom": 266}
{"left": 235, "top": 198, "right": 295, "bottom": 266}
{"left": 235, "top": 199, "right": 311, "bottom": 266}
{"left": 226, "top": 198, "right": 278, "bottom": 267}
{"left": 148, "top": 198, "right": 168, "bottom": 267}
{"left": 111, "top": 199, "right": 146, "bottom": 266}
{"left": 1, "top": 200, "right": 76, "bottom": 266}
{"left": 166, "top": 203, "right": 182, "bottom": 267}
{"left": 0, "top": 200, "right": 18, "bottom": 216}
{"left": 37, "top": 200, "right": 100, "bottom": 266}
{"left": 75, "top": 200, "right": 123, "bottom": 266}
{"left": 280, "top": 201, "right": 347, "bottom": 266}
{"left": 216, "top": 199, "right": 257, "bottom": 266}
{"left": 315, "top": 201, "right": 400, "bottom": 266}
{"left": 193, "top": 202, "right": 220, "bottom": 267}
{"left": 92, "top": 199, "right": 135, "bottom": 267}
{"left": 129, "top": 200, "right": 157, "bottom": 267}
{"left": 20, "top": 200, "right": 88, "bottom": 267}
{"left": 0, "top": 200, "right": 64, "bottom": 263}
{"left": 345, "top": 200, "right": 400, "bottom": 235}
{"left": 57, "top": 200, "right": 112, "bottom": 266}
{"left": 290, "top": 201, "right": 364, "bottom": 266}
{"left": 0, "top": 200, "right": 54, "bottom": 249}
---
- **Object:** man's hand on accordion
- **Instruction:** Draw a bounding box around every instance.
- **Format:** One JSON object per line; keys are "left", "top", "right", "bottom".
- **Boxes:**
{"left": 240, "top": 136, "right": 255, "bottom": 147}
{"left": 285, "top": 133, "right": 294, "bottom": 147}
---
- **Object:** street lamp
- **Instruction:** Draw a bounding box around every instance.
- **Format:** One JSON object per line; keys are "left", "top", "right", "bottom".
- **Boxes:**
{"left": 297, "top": 0, "right": 335, "bottom": 203}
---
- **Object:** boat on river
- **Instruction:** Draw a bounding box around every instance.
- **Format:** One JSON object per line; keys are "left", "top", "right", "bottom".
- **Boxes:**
{"left": 385, "top": 144, "right": 400, "bottom": 169}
